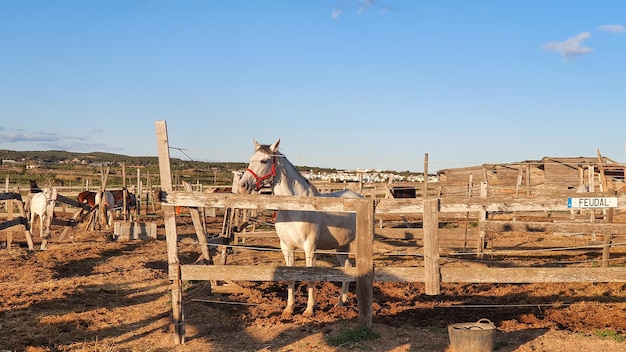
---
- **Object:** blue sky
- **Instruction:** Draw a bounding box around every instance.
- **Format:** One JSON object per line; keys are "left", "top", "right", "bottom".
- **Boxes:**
{"left": 1, "top": 1, "right": 625, "bottom": 172}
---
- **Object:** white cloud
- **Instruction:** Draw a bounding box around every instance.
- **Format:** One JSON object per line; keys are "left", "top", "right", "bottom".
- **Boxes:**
{"left": 331, "top": 8, "right": 343, "bottom": 19}
{"left": 331, "top": 0, "right": 392, "bottom": 19}
{"left": 542, "top": 32, "right": 593, "bottom": 59}
{"left": 598, "top": 24, "right": 626, "bottom": 33}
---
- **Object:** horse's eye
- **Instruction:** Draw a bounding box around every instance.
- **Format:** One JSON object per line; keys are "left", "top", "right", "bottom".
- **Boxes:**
{"left": 260, "top": 159, "right": 269, "bottom": 164}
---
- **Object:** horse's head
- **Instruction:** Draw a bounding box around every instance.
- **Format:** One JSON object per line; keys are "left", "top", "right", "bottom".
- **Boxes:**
{"left": 238, "top": 139, "right": 280, "bottom": 194}
{"left": 29, "top": 180, "right": 42, "bottom": 193}
{"left": 42, "top": 186, "right": 53, "bottom": 200}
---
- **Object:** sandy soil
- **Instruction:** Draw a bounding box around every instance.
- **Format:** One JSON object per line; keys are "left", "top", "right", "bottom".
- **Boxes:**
{"left": 1, "top": 208, "right": 626, "bottom": 352}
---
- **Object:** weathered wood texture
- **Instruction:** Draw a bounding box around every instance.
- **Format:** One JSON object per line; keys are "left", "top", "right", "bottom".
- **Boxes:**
{"left": 155, "top": 120, "right": 184, "bottom": 345}
{"left": 179, "top": 265, "right": 626, "bottom": 284}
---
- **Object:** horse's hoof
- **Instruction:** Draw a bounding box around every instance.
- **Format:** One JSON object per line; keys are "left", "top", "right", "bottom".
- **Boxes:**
{"left": 281, "top": 310, "right": 294, "bottom": 318}
{"left": 281, "top": 312, "right": 293, "bottom": 319}
{"left": 302, "top": 309, "right": 314, "bottom": 317}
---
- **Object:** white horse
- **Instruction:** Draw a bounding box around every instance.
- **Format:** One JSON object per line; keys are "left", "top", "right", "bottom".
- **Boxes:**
{"left": 238, "top": 139, "right": 361, "bottom": 317}
{"left": 29, "top": 186, "right": 54, "bottom": 238}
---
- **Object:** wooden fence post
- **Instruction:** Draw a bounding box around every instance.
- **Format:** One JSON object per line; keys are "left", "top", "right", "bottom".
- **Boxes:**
{"left": 423, "top": 153, "right": 429, "bottom": 199}
{"left": 356, "top": 198, "right": 374, "bottom": 329}
{"left": 423, "top": 198, "right": 440, "bottom": 295}
{"left": 602, "top": 208, "right": 614, "bottom": 267}
{"left": 155, "top": 120, "right": 185, "bottom": 344}
{"left": 477, "top": 209, "right": 487, "bottom": 259}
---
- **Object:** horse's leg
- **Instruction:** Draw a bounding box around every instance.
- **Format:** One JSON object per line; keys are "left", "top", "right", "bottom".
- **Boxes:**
{"left": 29, "top": 211, "right": 35, "bottom": 236}
{"left": 303, "top": 242, "right": 317, "bottom": 317}
{"left": 40, "top": 213, "right": 45, "bottom": 238}
{"left": 336, "top": 248, "right": 351, "bottom": 307}
{"left": 280, "top": 242, "right": 296, "bottom": 317}
{"left": 40, "top": 213, "right": 48, "bottom": 250}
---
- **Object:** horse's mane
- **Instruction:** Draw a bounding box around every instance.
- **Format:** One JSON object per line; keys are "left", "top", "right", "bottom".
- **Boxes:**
{"left": 258, "top": 144, "right": 320, "bottom": 195}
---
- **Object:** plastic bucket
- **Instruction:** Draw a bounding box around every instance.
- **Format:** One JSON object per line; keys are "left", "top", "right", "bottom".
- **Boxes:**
{"left": 448, "top": 318, "right": 496, "bottom": 352}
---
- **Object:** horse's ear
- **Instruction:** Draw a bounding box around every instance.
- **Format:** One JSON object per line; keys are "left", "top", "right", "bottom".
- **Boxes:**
{"left": 253, "top": 139, "right": 261, "bottom": 150}
{"left": 270, "top": 139, "right": 280, "bottom": 153}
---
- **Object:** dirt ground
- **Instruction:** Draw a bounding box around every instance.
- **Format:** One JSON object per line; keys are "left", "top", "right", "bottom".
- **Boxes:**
{"left": 1, "top": 207, "right": 626, "bottom": 352}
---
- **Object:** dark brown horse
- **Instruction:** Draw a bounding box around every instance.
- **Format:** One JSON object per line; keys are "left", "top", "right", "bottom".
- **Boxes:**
{"left": 77, "top": 190, "right": 97, "bottom": 208}
{"left": 110, "top": 189, "right": 136, "bottom": 209}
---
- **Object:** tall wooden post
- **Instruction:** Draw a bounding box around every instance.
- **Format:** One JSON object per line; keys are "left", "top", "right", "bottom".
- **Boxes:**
{"left": 526, "top": 163, "right": 531, "bottom": 195}
{"left": 423, "top": 198, "right": 440, "bottom": 295}
{"left": 5, "top": 177, "right": 12, "bottom": 249}
{"left": 122, "top": 163, "right": 127, "bottom": 222}
{"left": 602, "top": 208, "right": 614, "bottom": 267}
{"left": 137, "top": 168, "right": 142, "bottom": 216}
{"left": 423, "top": 153, "right": 429, "bottom": 199}
{"left": 355, "top": 198, "right": 374, "bottom": 329}
{"left": 155, "top": 120, "right": 185, "bottom": 344}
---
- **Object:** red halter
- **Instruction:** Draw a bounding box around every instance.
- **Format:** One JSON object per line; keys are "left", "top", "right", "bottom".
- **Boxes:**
{"left": 245, "top": 156, "right": 277, "bottom": 191}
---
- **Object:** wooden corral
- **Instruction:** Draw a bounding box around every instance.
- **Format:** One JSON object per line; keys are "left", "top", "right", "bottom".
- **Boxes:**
{"left": 155, "top": 120, "right": 626, "bottom": 345}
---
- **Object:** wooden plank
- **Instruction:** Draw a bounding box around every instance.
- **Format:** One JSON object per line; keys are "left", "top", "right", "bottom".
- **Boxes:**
{"left": 164, "top": 191, "right": 362, "bottom": 212}
{"left": 180, "top": 264, "right": 358, "bottom": 281}
{"left": 165, "top": 191, "right": 626, "bottom": 216}
{"left": 180, "top": 265, "right": 626, "bottom": 283}
{"left": 0, "top": 192, "right": 22, "bottom": 201}
{"left": 481, "top": 221, "right": 626, "bottom": 234}
{"left": 0, "top": 217, "right": 27, "bottom": 231}
{"left": 373, "top": 195, "right": 626, "bottom": 214}
{"left": 55, "top": 193, "right": 91, "bottom": 210}
{"left": 375, "top": 228, "right": 479, "bottom": 240}
{"left": 440, "top": 267, "right": 626, "bottom": 283}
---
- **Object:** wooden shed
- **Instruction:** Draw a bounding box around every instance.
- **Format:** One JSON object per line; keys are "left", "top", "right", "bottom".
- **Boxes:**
{"left": 540, "top": 156, "right": 625, "bottom": 191}
{"left": 437, "top": 154, "right": 625, "bottom": 196}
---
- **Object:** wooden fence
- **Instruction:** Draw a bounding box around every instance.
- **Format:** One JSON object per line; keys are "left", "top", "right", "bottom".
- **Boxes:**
{"left": 0, "top": 191, "right": 35, "bottom": 249}
{"left": 155, "top": 120, "right": 626, "bottom": 345}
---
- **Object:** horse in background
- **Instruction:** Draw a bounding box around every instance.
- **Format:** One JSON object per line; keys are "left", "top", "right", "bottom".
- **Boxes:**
{"left": 237, "top": 139, "right": 361, "bottom": 317}
{"left": 25, "top": 179, "right": 46, "bottom": 214}
{"left": 29, "top": 180, "right": 42, "bottom": 193}
{"left": 110, "top": 189, "right": 136, "bottom": 210}
{"left": 78, "top": 190, "right": 97, "bottom": 208}
{"left": 94, "top": 190, "right": 117, "bottom": 228}
{"left": 29, "top": 185, "right": 55, "bottom": 239}
{"left": 78, "top": 189, "right": 136, "bottom": 211}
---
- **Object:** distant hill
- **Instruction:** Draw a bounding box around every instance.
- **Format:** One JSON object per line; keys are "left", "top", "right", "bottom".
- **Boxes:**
{"left": 0, "top": 149, "right": 161, "bottom": 167}
{"left": 0, "top": 149, "right": 342, "bottom": 174}
{"left": 0, "top": 149, "right": 250, "bottom": 187}
{"left": 0, "top": 149, "right": 421, "bottom": 188}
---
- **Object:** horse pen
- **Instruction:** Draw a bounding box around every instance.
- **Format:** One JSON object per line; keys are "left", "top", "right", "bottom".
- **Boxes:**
{"left": 1, "top": 123, "right": 626, "bottom": 351}
{"left": 153, "top": 120, "right": 626, "bottom": 350}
